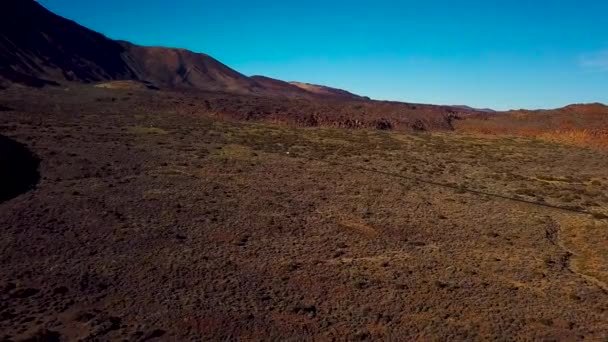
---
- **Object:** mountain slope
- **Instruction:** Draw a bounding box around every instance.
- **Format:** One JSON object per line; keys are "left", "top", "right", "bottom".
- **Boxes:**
{"left": 0, "top": 0, "right": 366, "bottom": 99}
{"left": 250, "top": 76, "right": 314, "bottom": 98}
{"left": 120, "top": 42, "right": 261, "bottom": 92}
{"left": 559, "top": 103, "right": 608, "bottom": 115}
{"left": 0, "top": 0, "right": 135, "bottom": 86}
{"left": 0, "top": 0, "right": 261, "bottom": 93}
{"left": 290, "top": 82, "right": 369, "bottom": 100}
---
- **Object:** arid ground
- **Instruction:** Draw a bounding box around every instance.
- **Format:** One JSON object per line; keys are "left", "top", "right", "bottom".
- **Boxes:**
{"left": 1, "top": 86, "right": 607, "bottom": 341}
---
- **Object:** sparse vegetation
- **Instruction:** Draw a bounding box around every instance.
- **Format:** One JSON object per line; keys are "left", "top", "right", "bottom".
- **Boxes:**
{"left": 1, "top": 85, "right": 607, "bottom": 340}
{"left": 2, "top": 0, "right": 607, "bottom": 339}
{"left": 456, "top": 105, "right": 608, "bottom": 150}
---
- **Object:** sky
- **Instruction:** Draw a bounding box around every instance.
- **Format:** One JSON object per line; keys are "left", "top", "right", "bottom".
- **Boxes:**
{"left": 39, "top": 0, "right": 608, "bottom": 110}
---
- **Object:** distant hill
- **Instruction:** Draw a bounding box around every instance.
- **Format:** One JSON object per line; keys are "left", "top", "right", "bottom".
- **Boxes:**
{"left": 0, "top": 0, "right": 363, "bottom": 100}
{"left": 456, "top": 102, "right": 608, "bottom": 149}
{"left": 2, "top": 0, "right": 602, "bottom": 123}
{"left": 503, "top": 103, "right": 608, "bottom": 114}
{"left": 451, "top": 105, "right": 496, "bottom": 113}
{"left": 559, "top": 103, "right": 608, "bottom": 115}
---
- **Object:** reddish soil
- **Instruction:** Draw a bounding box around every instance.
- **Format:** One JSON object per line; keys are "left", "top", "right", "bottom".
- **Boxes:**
{"left": 2, "top": 2, "right": 608, "bottom": 341}
{"left": 1, "top": 85, "right": 607, "bottom": 340}
{"left": 456, "top": 103, "right": 608, "bottom": 149}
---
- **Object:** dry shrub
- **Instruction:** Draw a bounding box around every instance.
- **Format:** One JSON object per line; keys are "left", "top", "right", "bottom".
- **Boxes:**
{"left": 540, "top": 129, "right": 608, "bottom": 149}
{"left": 456, "top": 107, "right": 608, "bottom": 149}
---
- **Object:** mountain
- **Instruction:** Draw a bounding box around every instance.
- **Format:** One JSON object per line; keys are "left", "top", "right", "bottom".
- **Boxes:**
{"left": 451, "top": 105, "right": 496, "bottom": 113}
{"left": 250, "top": 76, "right": 314, "bottom": 98}
{"left": 290, "top": 82, "right": 369, "bottom": 101}
{"left": 119, "top": 42, "right": 262, "bottom": 93}
{"left": 559, "top": 103, "right": 608, "bottom": 115}
{"left": 0, "top": 0, "right": 136, "bottom": 87}
{"left": 0, "top": 0, "right": 364, "bottom": 100}
{"left": 0, "top": 0, "right": 259, "bottom": 93}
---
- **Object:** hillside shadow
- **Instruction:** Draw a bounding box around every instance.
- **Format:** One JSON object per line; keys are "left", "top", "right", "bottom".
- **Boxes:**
{"left": 0, "top": 135, "right": 40, "bottom": 203}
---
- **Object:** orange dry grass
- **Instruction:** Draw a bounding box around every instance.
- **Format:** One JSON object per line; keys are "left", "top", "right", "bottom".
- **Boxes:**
{"left": 539, "top": 129, "right": 608, "bottom": 149}
{"left": 457, "top": 118, "right": 608, "bottom": 150}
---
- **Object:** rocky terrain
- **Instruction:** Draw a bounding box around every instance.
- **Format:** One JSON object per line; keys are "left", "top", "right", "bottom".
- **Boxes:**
{"left": 1, "top": 1, "right": 608, "bottom": 341}
{"left": 0, "top": 85, "right": 607, "bottom": 340}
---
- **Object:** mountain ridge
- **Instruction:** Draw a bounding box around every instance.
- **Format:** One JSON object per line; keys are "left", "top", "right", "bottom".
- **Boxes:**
{"left": 1, "top": 0, "right": 605, "bottom": 112}
{"left": 0, "top": 0, "right": 365, "bottom": 100}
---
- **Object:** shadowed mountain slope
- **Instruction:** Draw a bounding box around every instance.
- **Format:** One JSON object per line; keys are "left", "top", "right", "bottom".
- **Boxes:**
{"left": 119, "top": 42, "right": 261, "bottom": 92}
{"left": 0, "top": 0, "right": 135, "bottom": 86}
{"left": 0, "top": 0, "right": 363, "bottom": 99}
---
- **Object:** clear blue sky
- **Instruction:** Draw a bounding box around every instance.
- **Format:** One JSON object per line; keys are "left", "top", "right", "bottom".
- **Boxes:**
{"left": 40, "top": 0, "right": 607, "bottom": 110}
